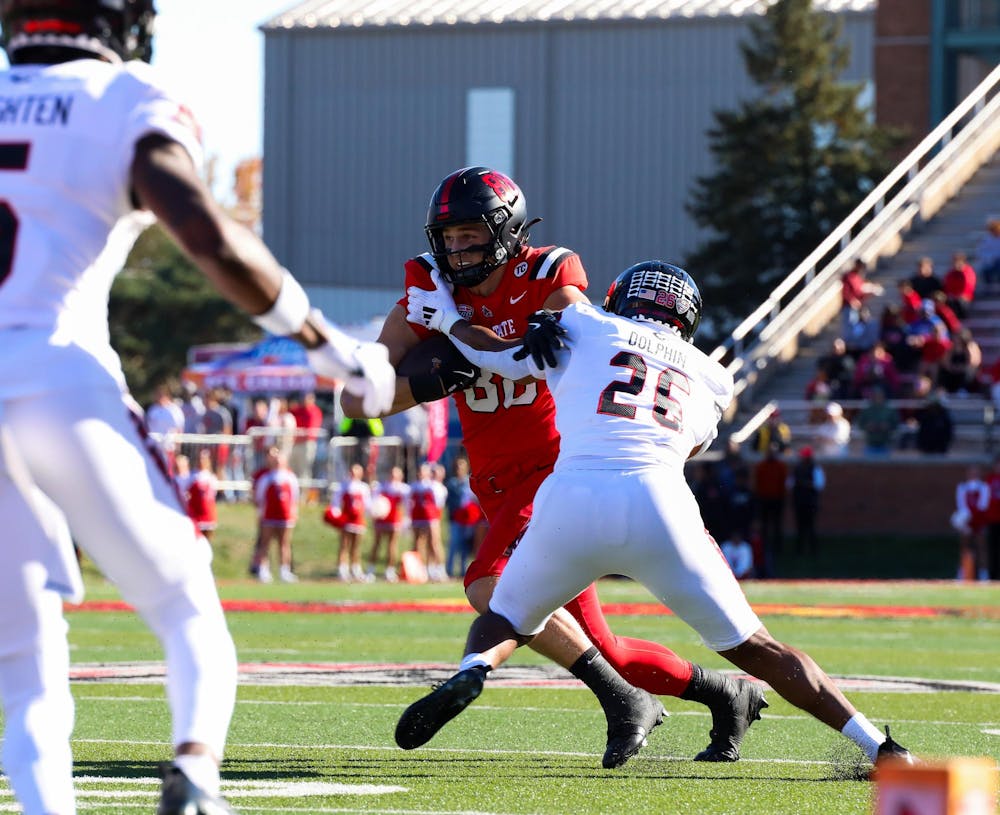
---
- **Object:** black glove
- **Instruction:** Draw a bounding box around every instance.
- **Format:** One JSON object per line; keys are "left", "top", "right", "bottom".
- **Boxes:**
{"left": 513, "top": 309, "right": 567, "bottom": 369}
{"left": 409, "top": 345, "right": 481, "bottom": 404}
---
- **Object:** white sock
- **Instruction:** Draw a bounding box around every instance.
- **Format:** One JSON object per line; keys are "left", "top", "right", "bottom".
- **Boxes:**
{"left": 841, "top": 713, "right": 884, "bottom": 761}
{"left": 173, "top": 753, "right": 221, "bottom": 797}
{"left": 459, "top": 653, "right": 492, "bottom": 672}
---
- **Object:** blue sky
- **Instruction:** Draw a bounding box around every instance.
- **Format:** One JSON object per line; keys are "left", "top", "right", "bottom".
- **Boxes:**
{"left": 2, "top": 0, "right": 298, "bottom": 201}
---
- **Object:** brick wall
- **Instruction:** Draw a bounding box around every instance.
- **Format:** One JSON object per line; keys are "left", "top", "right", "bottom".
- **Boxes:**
{"left": 815, "top": 457, "right": 968, "bottom": 535}
{"left": 874, "top": 0, "right": 931, "bottom": 151}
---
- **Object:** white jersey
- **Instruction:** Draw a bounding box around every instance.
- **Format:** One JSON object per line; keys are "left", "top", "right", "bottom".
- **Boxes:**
{"left": 0, "top": 58, "right": 201, "bottom": 397}
{"left": 453, "top": 302, "right": 734, "bottom": 470}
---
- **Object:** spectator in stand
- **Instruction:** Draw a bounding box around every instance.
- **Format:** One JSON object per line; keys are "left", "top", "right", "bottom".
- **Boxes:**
{"left": 915, "top": 390, "right": 954, "bottom": 455}
{"left": 813, "top": 402, "right": 852, "bottom": 457}
{"left": 818, "top": 337, "right": 856, "bottom": 399}
{"left": 938, "top": 328, "right": 982, "bottom": 396}
{"left": 252, "top": 448, "right": 300, "bottom": 583}
{"left": 897, "top": 279, "right": 923, "bottom": 324}
{"left": 753, "top": 443, "right": 788, "bottom": 571}
{"left": 975, "top": 218, "right": 1000, "bottom": 293}
{"left": 330, "top": 463, "right": 372, "bottom": 582}
{"left": 906, "top": 299, "right": 952, "bottom": 383}
{"left": 185, "top": 450, "right": 219, "bottom": 542}
{"left": 370, "top": 466, "right": 411, "bottom": 582}
{"left": 943, "top": 251, "right": 977, "bottom": 319}
{"left": 180, "top": 381, "right": 205, "bottom": 434}
{"left": 879, "top": 306, "right": 920, "bottom": 389}
{"left": 272, "top": 397, "right": 297, "bottom": 459}
{"left": 789, "top": 446, "right": 825, "bottom": 556}
{"left": 715, "top": 437, "right": 749, "bottom": 499}
{"left": 844, "top": 306, "right": 881, "bottom": 359}
{"left": 952, "top": 466, "right": 990, "bottom": 582}
{"left": 288, "top": 392, "right": 324, "bottom": 484}
{"left": 931, "top": 291, "right": 962, "bottom": 338}
{"left": 381, "top": 404, "right": 429, "bottom": 481}
{"left": 725, "top": 469, "right": 757, "bottom": 550}
{"left": 854, "top": 386, "right": 899, "bottom": 457}
{"left": 146, "top": 384, "right": 185, "bottom": 468}
{"left": 752, "top": 408, "right": 792, "bottom": 455}
{"left": 853, "top": 341, "right": 902, "bottom": 399}
{"left": 243, "top": 397, "right": 274, "bottom": 472}
{"left": 445, "top": 456, "right": 477, "bottom": 579}
{"left": 339, "top": 416, "right": 384, "bottom": 478}
{"left": 805, "top": 362, "right": 834, "bottom": 407}
{"left": 202, "top": 390, "right": 234, "bottom": 495}
{"left": 909, "top": 256, "right": 944, "bottom": 300}
{"left": 720, "top": 531, "right": 755, "bottom": 580}
{"left": 986, "top": 355, "right": 1000, "bottom": 415}
{"left": 690, "top": 462, "right": 729, "bottom": 544}
{"left": 409, "top": 462, "right": 448, "bottom": 582}
{"left": 172, "top": 454, "right": 191, "bottom": 498}
{"left": 984, "top": 455, "right": 1000, "bottom": 579}
{"left": 840, "top": 258, "right": 883, "bottom": 340}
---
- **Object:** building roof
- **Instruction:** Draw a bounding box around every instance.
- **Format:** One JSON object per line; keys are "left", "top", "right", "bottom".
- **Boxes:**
{"left": 262, "top": 0, "right": 874, "bottom": 31}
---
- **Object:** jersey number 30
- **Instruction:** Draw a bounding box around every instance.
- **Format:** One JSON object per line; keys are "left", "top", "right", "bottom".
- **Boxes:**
{"left": 0, "top": 142, "right": 31, "bottom": 286}
{"left": 597, "top": 351, "right": 688, "bottom": 431}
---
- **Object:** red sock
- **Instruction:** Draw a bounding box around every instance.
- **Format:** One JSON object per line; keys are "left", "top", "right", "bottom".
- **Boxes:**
{"left": 564, "top": 584, "right": 694, "bottom": 697}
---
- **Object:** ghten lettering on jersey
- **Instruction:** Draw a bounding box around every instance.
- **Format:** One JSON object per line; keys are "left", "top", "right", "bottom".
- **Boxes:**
{"left": 492, "top": 318, "right": 516, "bottom": 338}
{"left": 627, "top": 330, "right": 689, "bottom": 370}
{"left": 0, "top": 94, "right": 73, "bottom": 127}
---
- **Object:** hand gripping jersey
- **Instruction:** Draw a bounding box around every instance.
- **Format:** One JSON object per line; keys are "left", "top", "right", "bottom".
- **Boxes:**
{"left": 400, "top": 246, "right": 587, "bottom": 481}
{"left": 453, "top": 302, "right": 734, "bottom": 470}
{"left": 0, "top": 58, "right": 202, "bottom": 397}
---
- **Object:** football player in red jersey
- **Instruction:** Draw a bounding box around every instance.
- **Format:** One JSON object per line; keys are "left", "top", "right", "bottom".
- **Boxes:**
{"left": 343, "top": 167, "right": 762, "bottom": 766}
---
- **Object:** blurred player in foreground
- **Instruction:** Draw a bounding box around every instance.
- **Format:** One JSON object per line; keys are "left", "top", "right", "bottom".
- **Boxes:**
{"left": 0, "top": 2, "right": 394, "bottom": 813}
{"left": 396, "top": 260, "right": 913, "bottom": 772}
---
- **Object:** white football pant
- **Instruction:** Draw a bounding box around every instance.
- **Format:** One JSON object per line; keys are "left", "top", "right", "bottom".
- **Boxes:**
{"left": 0, "top": 384, "right": 237, "bottom": 814}
{"left": 490, "top": 466, "right": 763, "bottom": 650}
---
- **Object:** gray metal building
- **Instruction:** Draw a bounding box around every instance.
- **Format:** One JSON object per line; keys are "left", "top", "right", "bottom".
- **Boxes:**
{"left": 261, "top": 0, "right": 875, "bottom": 326}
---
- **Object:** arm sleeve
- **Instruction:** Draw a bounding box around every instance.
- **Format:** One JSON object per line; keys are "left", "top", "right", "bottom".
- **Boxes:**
{"left": 448, "top": 335, "right": 547, "bottom": 381}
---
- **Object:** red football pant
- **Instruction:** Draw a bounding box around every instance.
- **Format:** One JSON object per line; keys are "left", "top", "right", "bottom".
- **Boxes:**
{"left": 565, "top": 584, "right": 694, "bottom": 697}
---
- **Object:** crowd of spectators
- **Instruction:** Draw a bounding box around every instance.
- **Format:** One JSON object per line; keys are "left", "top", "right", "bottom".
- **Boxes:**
{"left": 795, "top": 223, "right": 1000, "bottom": 457}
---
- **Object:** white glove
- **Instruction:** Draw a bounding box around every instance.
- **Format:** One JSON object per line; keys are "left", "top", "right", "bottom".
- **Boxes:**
{"left": 306, "top": 312, "right": 396, "bottom": 416}
{"left": 406, "top": 269, "right": 464, "bottom": 334}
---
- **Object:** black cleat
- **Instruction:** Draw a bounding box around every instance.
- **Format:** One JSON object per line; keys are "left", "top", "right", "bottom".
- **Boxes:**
{"left": 157, "top": 763, "right": 237, "bottom": 815}
{"left": 876, "top": 726, "right": 915, "bottom": 765}
{"left": 395, "top": 666, "right": 487, "bottom": 750}
{"left": 693, "top": 678, "right": 768, "bottom": 762}
{"left": 602, "top": 689, "right": 667, "bottom": 769}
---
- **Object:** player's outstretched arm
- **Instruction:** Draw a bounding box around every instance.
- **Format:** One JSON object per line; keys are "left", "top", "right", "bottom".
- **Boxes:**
{"left": 130, "top": 134, "right": 394, "bottom": 416}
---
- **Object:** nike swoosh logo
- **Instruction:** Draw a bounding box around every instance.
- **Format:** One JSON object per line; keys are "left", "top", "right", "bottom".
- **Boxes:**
{"left": 509, "top": 292, "right": 527, "bottom": 304}
{"left": 455, "top": 368, "right": 477, "bottom": 379}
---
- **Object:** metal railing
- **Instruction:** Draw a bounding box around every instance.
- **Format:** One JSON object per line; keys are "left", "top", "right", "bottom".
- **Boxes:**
{"left": 710, "top": 62, "right": 1000, "bottom": 410}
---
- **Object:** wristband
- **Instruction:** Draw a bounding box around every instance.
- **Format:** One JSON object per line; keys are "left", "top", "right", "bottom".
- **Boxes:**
{"left": 253, "top": 269, "right": 311, "bottom": 336}
{"left": 409, "top": 373, "right": 446, "bottom": 404}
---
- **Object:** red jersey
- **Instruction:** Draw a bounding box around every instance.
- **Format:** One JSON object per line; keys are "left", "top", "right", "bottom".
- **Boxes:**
{"left": 374, "top": 480, "right": 411, "bottom": 526}
{"left": 400, "top": 246, "right": 588, "bottom": 482}
{"left": 186, "top": 469, "right": 218, "bottom": 530}
{"left": 335, "top": 479, "right": 371, "bottom": 530}
{"left": 410, "top": 479, "right": 445, "bottom": 523}
{"left": 943, "top": 264, "right": 976, "bottom": 301}
{"left": 254, "top": 468, "right": 299, "bottom": 524}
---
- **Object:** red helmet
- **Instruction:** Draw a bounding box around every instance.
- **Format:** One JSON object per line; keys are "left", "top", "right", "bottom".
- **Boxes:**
{"left": 425, "top": 167, "right": 530, "bottom": 288}
{"left": 0, "top": 0, "right": 156, "bottom": 64}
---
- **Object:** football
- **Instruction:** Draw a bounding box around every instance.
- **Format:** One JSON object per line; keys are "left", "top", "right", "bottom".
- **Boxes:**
{"left": 396, "top": 333, "right": 466, "bottom": 378}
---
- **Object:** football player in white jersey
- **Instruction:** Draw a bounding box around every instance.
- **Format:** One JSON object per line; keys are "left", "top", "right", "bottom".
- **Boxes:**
{"left": 396, "top": 260, "right": 914, "bottom": 772}
{"left": 0, "top": 2, "right": 395, "bottom": 814}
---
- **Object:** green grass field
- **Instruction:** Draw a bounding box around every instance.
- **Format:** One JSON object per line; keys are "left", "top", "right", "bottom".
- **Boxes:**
{"left": 1, "top": 504, "right": 998, "bottom": 814}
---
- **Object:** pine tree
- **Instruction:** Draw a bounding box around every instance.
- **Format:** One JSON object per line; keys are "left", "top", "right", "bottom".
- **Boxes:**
{"left": 684, "top": 0, "right": 901, "bottom": 338}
